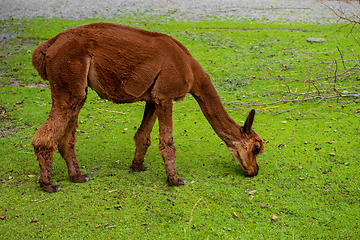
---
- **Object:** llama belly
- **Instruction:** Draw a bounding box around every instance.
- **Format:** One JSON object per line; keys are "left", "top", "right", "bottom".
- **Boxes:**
{"left": 87, "top": 60, "right": 153, "bottom": 103}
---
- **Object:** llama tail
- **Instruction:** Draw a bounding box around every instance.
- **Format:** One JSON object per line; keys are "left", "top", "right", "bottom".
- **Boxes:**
{"left": 32, "top": 37, "right": 57, "bottom": 80}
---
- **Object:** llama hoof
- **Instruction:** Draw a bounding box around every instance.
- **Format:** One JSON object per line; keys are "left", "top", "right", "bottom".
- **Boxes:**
{"left": 72, "top": 175, "right": 90, "bottom": 183}
{"left": 130, "top": 164, "right": 147, "bottom": 172}
{"left": 167, "top": 177, "right": 186, "bottom": 186}
{"left": 42, "top": 184, "right": 62, "bottom": 193}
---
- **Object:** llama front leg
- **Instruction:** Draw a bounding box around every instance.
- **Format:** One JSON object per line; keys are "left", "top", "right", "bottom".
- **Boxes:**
{"left": 156, "top": 100, "right": 186, "bottom": 186}
{"left": 131, "top": 102, "right": 157, "bottom": 171}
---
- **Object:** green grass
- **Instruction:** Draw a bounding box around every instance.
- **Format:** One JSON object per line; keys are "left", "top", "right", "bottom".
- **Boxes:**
{"left": 1, "top": 14, "right": 359, "bottom": 239}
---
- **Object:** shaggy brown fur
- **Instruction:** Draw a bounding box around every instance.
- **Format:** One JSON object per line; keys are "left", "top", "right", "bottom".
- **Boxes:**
{"left": 31, "top": 23, "right": 264, "bottom": 192}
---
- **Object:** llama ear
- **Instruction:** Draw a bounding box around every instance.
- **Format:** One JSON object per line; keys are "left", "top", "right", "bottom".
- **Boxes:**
{"left": 243, "top": 109, "right": 255, "bottom": 135}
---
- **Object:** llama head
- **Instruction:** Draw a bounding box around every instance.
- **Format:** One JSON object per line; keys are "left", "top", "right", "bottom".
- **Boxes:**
{"left": 227, "top": 109, "right": 264, "bottom": 177}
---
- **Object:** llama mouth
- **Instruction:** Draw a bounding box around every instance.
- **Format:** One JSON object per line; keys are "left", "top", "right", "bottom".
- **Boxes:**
{"left": 231, "top": 151, "right": 257, "bottom": 177}
{"left": 236, "top": 155, "right": 258, "bottom": 177}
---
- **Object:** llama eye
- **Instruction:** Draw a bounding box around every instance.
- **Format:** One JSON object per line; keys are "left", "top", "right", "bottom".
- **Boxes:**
{"left": 253, "top": 145, "right": 261, "bottom": 155}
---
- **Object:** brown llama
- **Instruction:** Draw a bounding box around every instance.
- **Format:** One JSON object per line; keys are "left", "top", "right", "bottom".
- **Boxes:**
{"left": 31, "top": 22, "right": 264, "bottom": 193}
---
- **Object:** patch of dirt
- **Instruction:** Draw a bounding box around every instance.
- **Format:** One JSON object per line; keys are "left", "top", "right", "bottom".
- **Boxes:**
{"left": 0, "top": 107, "right": 16, "bottom": 138}
{"left": 1, "top": 0, "right": 359, "bottom": 23}
{"left": 1, "top": 79, "right": 48, "bottom": 89}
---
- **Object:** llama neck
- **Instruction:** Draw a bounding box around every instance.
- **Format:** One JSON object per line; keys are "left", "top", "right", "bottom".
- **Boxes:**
{"left": 191, "top": 72, "right": 240, "bottom": 146}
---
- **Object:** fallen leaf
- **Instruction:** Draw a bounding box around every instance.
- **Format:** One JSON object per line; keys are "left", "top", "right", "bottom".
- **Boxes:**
{"left": 261, "top": 204, "right": 269, "bottom": 208}
{"left": 299, "top": 177, "right": 305, "bottom": 180}
{"left": 297, "top": 165, "right": 303, "bottom": 169}
{"left": 95, "top": 225, "right": 101, "bottom": 228}
{"left": 304, "top": 141, "right": 308, "bottom": 144}
{"left": 356, "top": 109, "right": 360, "bottom": 113}
{"left": 329, "top": 153, "right": 335, "bottom": 156}
{"left": 326, "top": 141, "right": 333, "bottom": 144}
{"left": 232, "top": 211, "right": 238, "bottom": 217}
{"left": 248, "top": 190, "right": 257, "bottom": 195}
{"left": 271, "top": 215, "right": 278, "bottom": 221}
{"left": 5, "top": 169, "right": 13, "bottom": 173}
{"left": 114, "top": 205, "right": 123, "bottom": 210}
{"left": 0, "top": 216, "right": 6, "bottom": 220}
{"left": 30, "top": 218, "right": 38, "bottom": 223}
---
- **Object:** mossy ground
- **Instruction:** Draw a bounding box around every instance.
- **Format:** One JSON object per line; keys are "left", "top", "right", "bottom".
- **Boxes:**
{"left": 0, "top": 14, "right": 359, "bottom": 239}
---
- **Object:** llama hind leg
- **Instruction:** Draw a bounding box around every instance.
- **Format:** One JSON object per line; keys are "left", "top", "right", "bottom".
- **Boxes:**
{"left": 58, "top": 101, "right": 90, "bottom": 183}
{"left": 130, "top": 102, "right": 157, "bottom": 171}
{"left": 32, "top": 108, "right": 70, "bottom": 192}
{"left": 32, "top": 95, "right": 87, "bottom": 192}
{"left": 33, "top": 145, "right": 59, "bottom": 192}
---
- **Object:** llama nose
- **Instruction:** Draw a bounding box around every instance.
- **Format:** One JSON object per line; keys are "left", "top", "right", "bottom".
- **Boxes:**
{"left": 253, "top": 164, "right": 259, "bottom": 176}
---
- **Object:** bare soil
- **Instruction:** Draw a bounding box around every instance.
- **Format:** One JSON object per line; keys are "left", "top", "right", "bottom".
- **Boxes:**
{"left": 0, "top": 0, "right": 359, "bottom": 22}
